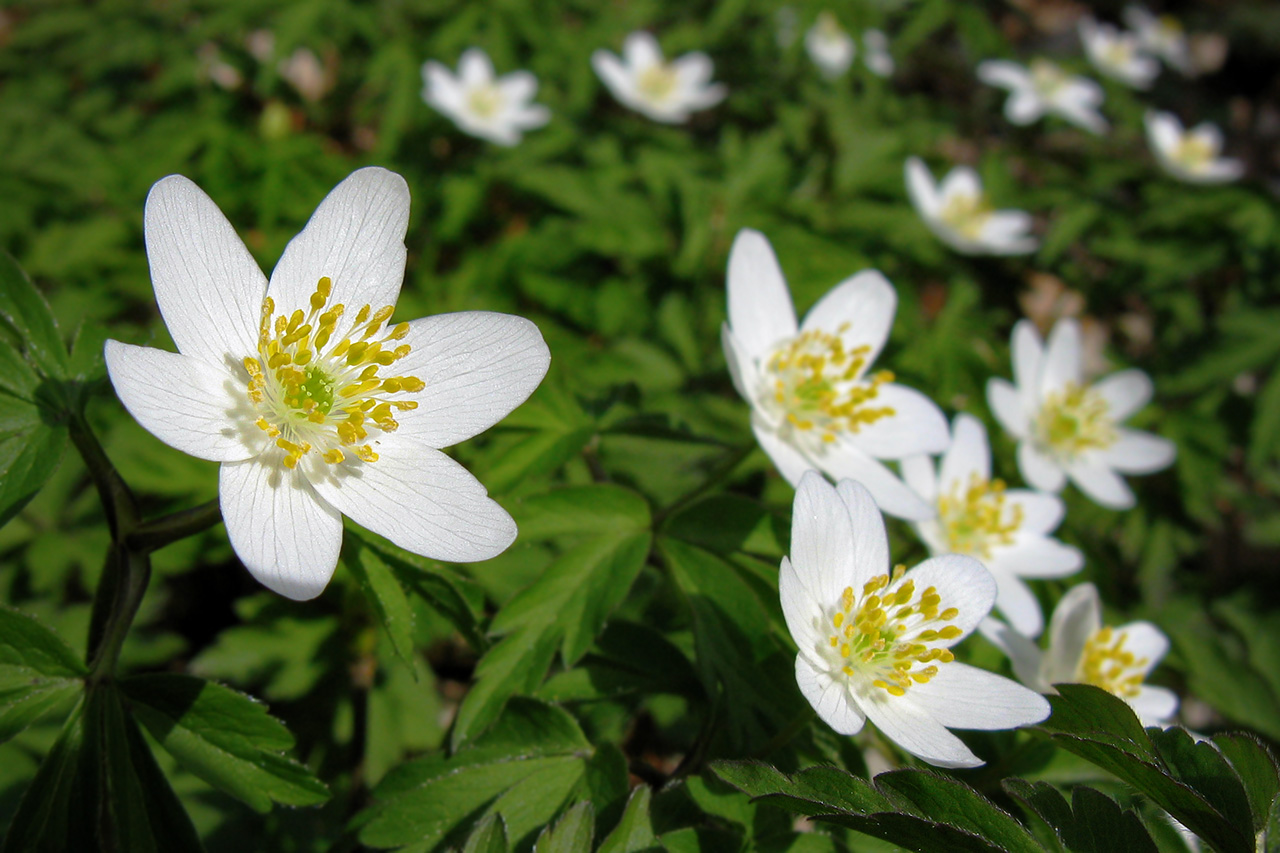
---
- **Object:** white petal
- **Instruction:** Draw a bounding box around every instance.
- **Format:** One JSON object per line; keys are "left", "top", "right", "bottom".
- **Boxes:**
{"left": 721, "top": 324, "right": 758, "bottom": 402}
{"left": 683, "top": 81, "right": 727, "bottom": 111}
{"left": 819, "top": 447, "right": 934, "bottom": 520}
{"left": 904, "top": 157, "right": 940, "bottom": 218}
{"left": 800, "top": 270, "right": 897, "bottom": 369}
{"left": 105, "top": 341, "right": 261, "bottom": 462}
{"left": 979, "top": 212, "right": 1038, "bottom": 255}
{"left": 905, "top": 662, "right": 1051, "bottom": 730}
{"left": 1011, "top": 320, "right": 1044, "bottom": 405}
{"left": 779, "top": 556, "right": 823, "bottom": 654}
{"left": 623, "top": 31, "right": 662, "bottom": 70}
{"left": 940, "top": 413, "right": 990, "bottom": 491}
{"left": 1116, "top": 621, "right": 1169, "bottom": 667}
{"left": 980, "top": 618, "right": 1050, "bottom": 692}
{"left": 1065, "top": 458, "right": 1135, "bottom": 509}
{"left": 752, "top": 419, "right": 814, "bottom": 486}
{"left": 391, "top": 312, "right": 551, "bottom": 449}
{"left": 992, "top": 534, "right": 1082, "bottom": 579}
{"left": 938, "top": 166, "right": 982, "bottom": 204}
{"left": 1099, "top": 429, "right": 1176, "bottom": 474}
{"left": 1040, "top": 319, "right": 1082, "bottom": 398}
{"left": 592, "top": 51, "right": 633, "bottom": 102}
{"left": 790, "top": 471, "right": 859, "bottom": 606}
{"left": 422, "top": 62, "right": 464, "bottom": 113}
{"left": 900, "top": 454, "right": 938, "bottom": 505}
{"left": 1145, "top": 110, "right": 1183, "bottom": 157}
{"left": 990, "top": 570, "right": 1044, "bottom": 638}
{"left": 796, "top": 656, "right": 865, "bottom": 735}
{"left": 220, "top": 455, "right": 343, "bottom": 601}
{"left": 671, "top": 51, "right": 714, "bottom": 88}
{"left": 726, "top": 230, "right": 799, "bottom": 361}
{"left": 835, "top": 479, "right": 892, "bottom": 590}
{"left": 1018, "top": 442, "right": 1067, "bottom": 493}
{"left": 1129, "top": 685, "right": 1179, "bottom": 726}
{"left": 987, "top": 378, "right": 1029, "bottom": 439}
{"left": 977, "top": 60, "right": 1030, "bottom": 91}
{"left": 309, "top": 440, "right": 516, "bottom": 564}
{"left": 846, "top": 384, "right": 950, "bottom": 460}
{"left": 1005, "top": 490, "right": 1065, "bottom": 535}
{"left": 860, "top": 692, "right": 984, "bottom": 768}
{"left": 267, "top": 168, "right": 410, "bottom": 324}
{"left": 1044, "top": 584, "right": 1100, "bottom": 684}
{"left": 497, "top": 70, "right": 538, "bottom": 105}
{"left": 1094, "top": 369, "right": 1153, "bottom": 422}
{"left": 905, "top": 554, "right": 997, "bottom": 640}
{"left": 1006, "top": 92, "right": 1046, "bottom": 125}
{"left": 143, "top": 175, "right": 265, "bottom": 369}
{"left": 458, "top": 48, "right": 494, "bottom": 86}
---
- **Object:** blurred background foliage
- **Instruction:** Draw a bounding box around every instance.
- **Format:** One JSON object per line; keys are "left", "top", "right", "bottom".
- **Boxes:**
{"left": 0, "top": 0, "right": 1278, "bottom": 849}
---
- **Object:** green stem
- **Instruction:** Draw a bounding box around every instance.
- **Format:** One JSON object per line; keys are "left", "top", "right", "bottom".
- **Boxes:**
{"left": 654, "top": 442, "right": 755, "bottom": 526}
{"left": 126, "top": 499, "right": 222, "bottom": 554}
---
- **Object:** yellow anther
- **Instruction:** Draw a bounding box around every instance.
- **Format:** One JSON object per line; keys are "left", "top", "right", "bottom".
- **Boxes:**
{"left": 937, "top": 626, "right": 962, "bottom": 640}
{"left": 322, "top": 448, "right": 345, "bottom": 464}
{"left": 832, "top": 612, "right": 844, "bottom": 629}
{"left": 355, "top": 445, "right": 378, "bottom": 463}
{"left": 1078, "top": 626, "right": 1148, "bottom": 698}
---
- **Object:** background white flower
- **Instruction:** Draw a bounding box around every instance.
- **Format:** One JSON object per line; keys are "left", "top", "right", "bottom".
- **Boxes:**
{"left": 863, "top": 29, "right": 895, "bottom": 78}
{"left": 781, "top": 473, "right": 1050, "bottom": 768}
{"left": 983, "top": 583, "right": 1178, "bottom": 726}
{"left": 105, "top": 168, "right": 551, "bottom": 600}
{"left": 591, "top": 31, "right": 726, "bottom": 124}
{"left": 805, "top": 12, "right": 855, "bottom": 78}
{"left": 1078, "top": 17, "right": 1160, "bottom": 89}
{"left": 422, "top": 48, "right": 551, "bottom": 146}
{"left": 723, "top": 229, "right": 949, "bottom": 520}
{"left": 978, "top": 58, "right": 1108, "bottom": 135}
{"left": 902, "top": 414, "right": 1082, "bottom": 637}
{"left": 1124, "top": 5, "right": 1194, "bottom": 74}
{"left": 904, "top": 157, "right": 1037, "bottom": 256}
{"left": 986, "top": 318, "right": 1176, "bottom": 509}
{"left": 1145, "top": 110, "right": 1244, "bottom": 184}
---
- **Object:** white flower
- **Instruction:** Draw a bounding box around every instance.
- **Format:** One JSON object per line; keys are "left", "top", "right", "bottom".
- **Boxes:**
{"left": 1145, "top": 110, "right": 1244, "bottom": 184}
{"left": 781, "top": 473, "right": 1051, "bottom": 768}
{"left": 723, "top": 229, "right": 949, "bottom": 520}
{"left": 977, "top": 58, "right": 1108, "bottom": 135}
{"left": 805, "top": 12, "right": 856, "bottom": 78}
{"left": 863, "top": 29, "right": 895, "bottom": 78}
{"left": 1124, "top": 5, "right": 1194, "bottom": 74}
{"left": 904, "top": 158, "right": 1037, "bottom": 256}
{"left": 422, "top": 48, "right": 551, "bottom": 147}
{"left": 1078, "top": 17, "right": 1160, "bottom": 89}
{"left": 591, "top": 31, "right": 726, "bottom": 124}
{"left": 982, "top": 583, "right": 1178, "bottom": 726}
{"left": 278, "top": 47, "right": 332, "bottom": 103}
{"left": 987, "top": 318, "right": 1175, "bottom": 510}
{"left": 104, "top": 169, "right": 551, "bottom": 600}
{"left": 901, "top": 414, "right": 1082, "bottom": 638}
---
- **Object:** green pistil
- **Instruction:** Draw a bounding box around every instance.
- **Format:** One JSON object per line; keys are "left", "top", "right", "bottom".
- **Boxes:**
{"left": 299, "top": 366, "right": 336, "bottom": 416}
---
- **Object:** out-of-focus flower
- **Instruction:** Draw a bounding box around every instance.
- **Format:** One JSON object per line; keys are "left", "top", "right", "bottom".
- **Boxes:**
{"left": 105, "top": 169, "right": 550, "bottom": 600}
{"left": 279, "top": 47, "right": 334, "bottom": 103}
{"left": 1078, "top": 17, "right": 1160, "bottom": 89}
{"left": 987, "top": 318, "right": 1175, "bottom": 509}
{"left": 722, "top": 229, "right": 948, "bottom": 520}
{"left": 781, "top": 474, "right": 1051, "bottom": 768}
{"left": 1124, "top": 5, "right": 1194, "bottom": 74}
{"left": 904, "top": 158, "right": 1037, "bottom": 256}
{"left": 245, "top": 29, "right": 276, "bottom": 64}
{"left": 863, "top": 29, "right": 895, "bottom": 77}
{"left": 805, "top": 12, "right": 856, "bottom": 78}
{"left": 422, "top": 48, "right": 550, "bottom": 147}
{"left": 591, "top": 32, "right": 726, "bottom": 124}
{"left": 902, "top": 414, "right": 1082, "bottom": 638}
{"left": 983, "top": 583, "right": 1178, "bottom": 726}
{"left": 197, "top": 43, "right": 243, "bottom": 91}
{"left": 1145, "top": 110, "right": 1244, "bottom": 184}
{"left": 978, "top": 58, "right": 1108, "bottom": 135}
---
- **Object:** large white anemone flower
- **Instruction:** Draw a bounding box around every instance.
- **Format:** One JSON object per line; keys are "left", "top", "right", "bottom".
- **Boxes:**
{"left": 421, "top": 48, "right": 551, "bottom": 147}
{"left": 105, "top": 168, "right": 551, "bottom": 600}
{"left": 1145, "top": 110, "right": 1244, "bottom": 185}
{"left": 805, "top": 12, "right": 856, "bottom": 78}
{"left": 904, "top": 158, "right": 1037, "bottom": 256}
{"left": 722, "top": 229, "right": 949, "bottom": 520}
{"left": 1078, "top": 17, "right": 1160, "bottom": 90}
{"left": 986, "top": 318, "right": 1175, "bottom": 510}
{"left": 1124, "top": 5, "right": 1194, "bottom": 75}
{"left": 781, "top": 473, "right": 1051, "bottom": 768}
{"left": 902, "top": 414, "right": 1082, "bottom": 638}
{"left": 983, "top": 583, "right": 1178, "bottom": 726}
{"left": 977, "top": 58, "right": 1108, "bottom": 135}
{"left": 591, "top": 31, "right": 726, "bottom": 124}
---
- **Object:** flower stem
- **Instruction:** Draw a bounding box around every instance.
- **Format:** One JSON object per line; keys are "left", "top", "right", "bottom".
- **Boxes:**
{"left": 127, "top": 499, "right": 222, "bottom": 554}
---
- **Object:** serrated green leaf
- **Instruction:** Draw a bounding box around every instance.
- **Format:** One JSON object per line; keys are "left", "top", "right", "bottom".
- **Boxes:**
{"left": 0, "top": 251, "right": 68, "bottom": 380}
{"left": 1070, "top": 786, "right": 1159, "bottom": 853}
{"left": 450, "top": 627, "right": 561, "bottom": 751}
{"left": 1211, "top": 732, "right": 1280, "bottom": 836}
{"left": 345, "top": 534, "right": 416, "bottom": 668}
{"left": 0, "top": 606, "right": 86, "bottom": 677}
{"left": 123, "top": 673, "right": 329, "bottom": 813}
{"left": 0, "top": 413, "right": 68, "bottom": 530}
{"left": 1002, "top": 779, "right": 1073, "bottom": 853}
{"left": 0, "top": 672, "right": 80, "bottom": 745}
{"left": 874, "top": 770, "right": 1042, "bottom": 853}
{"left": 461, "top": 813, "right": 509, "bottom": 853}
{"left": 598, "top": 787, "right": 660, "bottom": 853}
{"left": 534, "top": 800, "right": 594, "bottom": 853}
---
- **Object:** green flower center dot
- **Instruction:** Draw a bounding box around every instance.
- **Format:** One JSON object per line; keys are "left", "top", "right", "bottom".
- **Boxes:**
{"left": 297, "top": 366, "right": 336, "bottom": 416}
{"left": 1035, "top": 382, "right": 1116, "bottom": 459}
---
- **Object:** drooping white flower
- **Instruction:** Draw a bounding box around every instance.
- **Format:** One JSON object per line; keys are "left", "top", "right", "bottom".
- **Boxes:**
{"left": 781, "top": 473, "right": 1051, "bottom": 768}
{"left": 422, "top": 48, "right": 551, "bottom": 147}
{"left": 105, "top": 169, "right": 551, "bottom": 601}
{"left": 591, "top": 31, "right": 726, "bottom": 124}
{"left": 1145, "top": 110, "right": 1244, "bottom": 184}
{"left": 977, "top": 58, "right": 1108, "bottom": 135}
{"left": 904, "top": 158, "right": 1037, "bottom": 256}
{"left": 805, "top": 12, "right": 856, "bottom": 78}
{"left": 862, "top": 29, "right": 895, "bottom": 78}
{"left": 723, "top": 229, "right": 949, "bottom": 520}
{"left": 901, "top": 414, "right": 1082, "bottom": 638}
{"left": 982, "top": 583, "right": 1178, "bottom": 726}
{"left": 986, "top": 318, "right": 1175, "bottom": 510}
{"left": 1078, "top": 17, "right": 1160, "bottom": 89}
{"left": 1124, "top": 5, "right": 1194, "bottom": 75}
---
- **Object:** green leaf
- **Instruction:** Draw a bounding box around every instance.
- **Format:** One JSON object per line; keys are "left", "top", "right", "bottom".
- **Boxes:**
{"left": 511, "top": 483, "right": 651, "bottom": 541}
{"left": 0, "top": 251, "right": 68, "bottom": 379}
{"left": 345, "top": 533, "right": 416, "bottom": 667}
{"left": 0, "top": 606, "right": 87, "bottom": 677}
{"left": 450, "top": 625, "right": 560, "bottom": 751}
{"left": 461, "top": 813, "right": 510, "bottom": 853}
{"left": 1211, "top": 733, "right": 1280, "bottom": 836}
{"left": 122, "top": 673, "right": 329, "bottom": 813}
{"left": 0, "top": 670, "right": 81, "bottom": 745}
{"left": 533, "top": 801, "right": 594, "bottom": 853}
{"left": 597, "top": 787, "right": 660, "bottom": 853}
{"left": 0, "top": 404, "right": 68, "bottom": 530}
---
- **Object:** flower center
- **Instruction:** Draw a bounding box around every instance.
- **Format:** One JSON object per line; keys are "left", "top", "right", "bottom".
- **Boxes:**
{"left": 245, "top": 276, "right": 425, "bottom": 469}
{"left": 1102, "top": 39, "right": 1137, "bottom": 69}
{"left": 759, "top": 326, "right": 895, "bottom": 452}
{"left": 938, "top": 191, "right": 992, "bottom": 240}
{"left": 637, "top": 63, "right": 678, "bottom": 102}
{"left": 466, "top": 85, "right": 504, "bottom": 119}
{"left": 1034, "top": 382, "right": 1116, "bottom": 459}
{"left": 937, "top": 474, "right": 1024, "bottom": 559}
{"left": 822, "top": 566, "right": 961, "bottom": 697}
{"left": 1172, "top": 135, "right": 1216, "bottom": 171}
{"left": 1030, "top": 59, "right": 1067, "bottom": 97}
{"left": 1076, "top": 626, "right": 1148, "bottom": 698}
